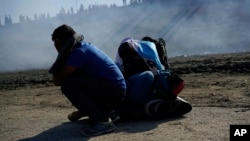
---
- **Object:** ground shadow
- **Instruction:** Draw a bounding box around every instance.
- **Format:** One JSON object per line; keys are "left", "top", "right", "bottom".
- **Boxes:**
{"left": 18, "top": 117, "right": 185, "bottom": 141}
{"left": 18, "top": 119, "right": 90, "bottom": 141}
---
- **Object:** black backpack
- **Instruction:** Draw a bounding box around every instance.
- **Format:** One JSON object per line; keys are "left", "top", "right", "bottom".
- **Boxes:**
{"left": 118, "top": 42, "right": 158, "bottom": 79}
{"left": 142, "top": 37, "right": 169, "bottom": 69}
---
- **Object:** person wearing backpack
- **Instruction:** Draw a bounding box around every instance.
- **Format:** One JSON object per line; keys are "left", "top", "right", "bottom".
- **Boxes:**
{"left": 49, "top": 24, "right": 126, "bottom": 136}
{"left": 115, "top": 38, "right": 163, "bottom": 104}
{"left": 114, "top": 38, "right": 162, "bottom": 120}
{"left": 115, "top": 37, "right": 187, "bottom": 121}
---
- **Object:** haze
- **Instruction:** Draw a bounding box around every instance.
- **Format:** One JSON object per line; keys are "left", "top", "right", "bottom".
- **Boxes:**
{"left": 0, "top": 0, "right": 249, "bottom": 72}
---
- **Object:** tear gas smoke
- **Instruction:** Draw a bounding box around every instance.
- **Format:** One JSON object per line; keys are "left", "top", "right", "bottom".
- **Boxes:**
{"left": 0, "top": 0, "right": 249, "bottom": 71}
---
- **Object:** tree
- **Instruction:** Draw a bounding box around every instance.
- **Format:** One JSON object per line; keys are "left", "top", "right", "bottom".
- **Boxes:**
{"left": 58, "top": 7, "right": 66, "bottom": 16}
{"left": 47, "top": 13, "right": 50, "bottom": 19}
{"left": 78, "top": 4, "right": 84, "bottom": 13}
{"left": 34, "top": 14, "right": 38, "bottom": 21}
{"left": 19, "top": 15, "right": 25, "bottom": 23}
{"left": 71, "top": 7, "right": 74, "bottom": 15}
{"left": 123, "top": 0, "right": 127, "bottom": 6}
{"left": 130, "top": 0, "right": 139, "bottom": 5}
{"left": 8, "top": 15, "right": 12, "bottom": 24}
{"left": 4, "top": 15, "right": 12, "bottom": 25}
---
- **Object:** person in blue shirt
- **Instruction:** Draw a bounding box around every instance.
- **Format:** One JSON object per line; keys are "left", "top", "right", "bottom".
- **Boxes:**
{"left": 49, "top": 24, "right": 126, "bottom": 137}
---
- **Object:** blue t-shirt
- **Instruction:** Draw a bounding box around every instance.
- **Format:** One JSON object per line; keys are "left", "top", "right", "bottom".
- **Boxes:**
{"left": 66, "top": 42, "right": 126, "bottom": 89}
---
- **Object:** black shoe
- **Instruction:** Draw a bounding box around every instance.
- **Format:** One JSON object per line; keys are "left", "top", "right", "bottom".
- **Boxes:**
{"left": 144, "top": 99, "right": 180, "bottom": 118}
{"left": 81, "top": 119, "right": 116, "bottom": 137}
{"left": 144, "top": 99, "right": 164, "bottom": 118}
{"left": 109, "top": 110, "right": 120, "bottom": 123}
{"left": 68, "top": 111, "right": 86, "bottom": 122}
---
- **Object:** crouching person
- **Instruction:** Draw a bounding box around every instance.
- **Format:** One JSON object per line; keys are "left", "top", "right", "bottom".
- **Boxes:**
{"left": 114, "top": 38, "right": 161, "bottom": 120}
{"left": 115, "top": 37, "right": 188, "bottom": 121}
{"left": 49, "top": 24, "right": 126, "bottom": 137}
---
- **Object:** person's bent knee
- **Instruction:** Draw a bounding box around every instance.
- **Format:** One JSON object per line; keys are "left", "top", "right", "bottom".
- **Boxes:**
{"left": 141, "top": 71, "right": 154, "bottom": 82}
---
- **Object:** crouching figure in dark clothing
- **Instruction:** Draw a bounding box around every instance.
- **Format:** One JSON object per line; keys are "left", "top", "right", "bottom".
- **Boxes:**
{"left": 49, "top": 24, "right": 126, "bottom": 137}
{"left": 114, "top": 37, "right": 192, "bottom": 121}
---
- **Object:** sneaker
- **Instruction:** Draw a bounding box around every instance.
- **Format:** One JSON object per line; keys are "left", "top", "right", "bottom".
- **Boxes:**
{"left": 154, "top": 99, "right": 180, "bottom": 116}
{"left": 68, "top": 110, "right": 120, "bottom": 122}
{"left": 68, "top": 111, "right": 86, "bottom": 122}
{"left": 144, "top": 99, "right": 164, "bottom": 118}
{"left": 81, "top": 119, "right": 116, "bottom": 137}
{"left": 144, "top": 99, "right": 180, "bottom": 118}
{"left": 109, "top": 110, "right": 120, "bottom": 123}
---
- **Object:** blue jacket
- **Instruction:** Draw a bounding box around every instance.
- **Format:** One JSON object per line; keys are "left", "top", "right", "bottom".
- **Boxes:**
{"left": 115, "top": 38, "right": 164, "bottom": 70}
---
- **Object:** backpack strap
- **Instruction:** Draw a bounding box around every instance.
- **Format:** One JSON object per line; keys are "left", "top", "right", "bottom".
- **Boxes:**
{"left": 156, "top": 38, "right": 169, "bottom": 69}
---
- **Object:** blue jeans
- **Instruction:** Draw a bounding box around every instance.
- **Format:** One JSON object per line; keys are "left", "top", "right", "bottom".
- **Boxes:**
{"left": 126, "top": 71, "right": 155, "bottom": 105}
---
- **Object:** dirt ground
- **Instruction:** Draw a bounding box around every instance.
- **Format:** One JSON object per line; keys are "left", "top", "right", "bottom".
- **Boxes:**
{"left": 0, "top": 52, "right": 250, "bottom": 141}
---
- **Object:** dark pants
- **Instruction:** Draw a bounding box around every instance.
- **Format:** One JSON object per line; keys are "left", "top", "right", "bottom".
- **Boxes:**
{"left": 61, "top": 74, "right": 125, "bottom": 122}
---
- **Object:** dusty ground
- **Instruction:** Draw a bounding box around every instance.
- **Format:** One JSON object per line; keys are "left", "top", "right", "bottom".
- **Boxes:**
{"left": 0, "top": 52, "right": 250, "bottom": 141}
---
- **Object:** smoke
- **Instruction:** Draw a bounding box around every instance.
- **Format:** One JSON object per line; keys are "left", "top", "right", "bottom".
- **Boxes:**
{"left": 168, "top": 0, "right": 250, "bottom": 56}
{"left": 0, "top": 0, "right": 249, "bottom": 72}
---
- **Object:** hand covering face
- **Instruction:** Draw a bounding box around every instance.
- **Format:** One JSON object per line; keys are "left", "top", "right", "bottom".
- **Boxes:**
{"left": 49, "top": 33, "right": 84, "bottom": 74}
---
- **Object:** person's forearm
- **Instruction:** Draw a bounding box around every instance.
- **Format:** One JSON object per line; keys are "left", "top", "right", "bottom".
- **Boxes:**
{"left": 52, "top": 66, "right": 77, "bottom": 86}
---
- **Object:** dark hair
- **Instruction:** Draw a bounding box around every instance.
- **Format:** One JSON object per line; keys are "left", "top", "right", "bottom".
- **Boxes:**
{"left": 142, "top": 36, "right": 167, "bottom": 46}
{"left": 118, "top": 42, "right": 139, "bottom": 61}
{"left": 51, "top": 24, "right": 76, "bottom": 41}
{"left": 141, "top": 36, "right": 157, "bottom": 44}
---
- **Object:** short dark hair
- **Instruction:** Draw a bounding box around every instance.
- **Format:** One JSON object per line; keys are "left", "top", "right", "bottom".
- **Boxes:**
{"left": 141, "top": 36, "right": 157, "bottom": 43}
{"left": 118, "top": 42, "right": 139, "bottom": 61}
{"left": 51, "top": 24, "right": 76, "bottom": 41}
